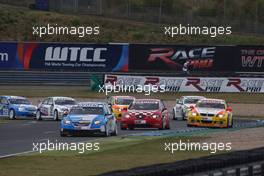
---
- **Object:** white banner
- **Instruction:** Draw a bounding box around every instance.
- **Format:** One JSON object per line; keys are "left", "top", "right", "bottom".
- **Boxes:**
{"left": 104, "top": 75, "right": 264, "bottom": 93}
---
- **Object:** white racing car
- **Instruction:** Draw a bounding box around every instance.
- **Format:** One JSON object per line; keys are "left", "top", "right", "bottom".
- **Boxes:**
{"left": 172, "top": 96, "right": 206, "bottom": 120}
{"left": 36, "top": 97, "right": 77, "bottom": 121}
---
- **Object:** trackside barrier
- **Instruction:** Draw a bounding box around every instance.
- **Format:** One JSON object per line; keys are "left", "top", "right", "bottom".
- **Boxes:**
{"left": 197, "top": 162, "right": 264, "bottom": 176}
{"left": 104, "top": 75, "right": 264, "bottom": 93}
{"left": 100, "top": 147, "right": 264, "bottom": 176}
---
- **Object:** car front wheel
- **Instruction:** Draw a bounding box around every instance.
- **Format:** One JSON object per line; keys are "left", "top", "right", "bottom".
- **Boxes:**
{"left": 104, "top": 125, "right": 110, "bottom": 137}
{"left": 53, "top": 110, "right": 59, "bottom": 121}
{"left": 9, "top": 109, "right": 16, "bottom": 120}
{"left": 36, "top": 110, "right": 42, "bottom": 121}
{"left": 112, "top": 124, "right": 118, "bottom": 136}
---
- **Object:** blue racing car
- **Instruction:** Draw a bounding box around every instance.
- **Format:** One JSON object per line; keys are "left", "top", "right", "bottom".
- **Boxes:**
{"left": 60, "top": 102, "right": 118, "bottom": 137}
{"left": 0, "top": 96, "right": 37, "bottom": 119}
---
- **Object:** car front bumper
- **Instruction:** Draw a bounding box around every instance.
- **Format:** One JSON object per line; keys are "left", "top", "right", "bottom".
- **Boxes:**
{"left": 121, "top": 117, "right": 163, "bottom": 129}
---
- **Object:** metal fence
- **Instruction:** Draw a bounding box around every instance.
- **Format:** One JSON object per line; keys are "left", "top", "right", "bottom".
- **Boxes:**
{"left": 1, "top": 0, "right": 264, "bottom": 34}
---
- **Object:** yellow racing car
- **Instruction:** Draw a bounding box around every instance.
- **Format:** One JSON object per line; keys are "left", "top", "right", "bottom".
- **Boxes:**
{"left": 187, "top": 98, "right": 233, "bottom": 128}
{"left": 107, "top": 96, "right": 135, "bottom": 120}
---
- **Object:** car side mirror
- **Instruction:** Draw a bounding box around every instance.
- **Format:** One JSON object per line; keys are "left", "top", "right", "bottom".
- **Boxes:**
{"left": 226, "top": 107, "right": 232, "bottom": 112}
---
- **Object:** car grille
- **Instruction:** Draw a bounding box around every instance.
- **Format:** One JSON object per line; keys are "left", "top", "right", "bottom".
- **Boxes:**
{"left": 73, "top": 122, "right": 90, "bottom": 126}
{"left": 200, "top": 113, "right": 215, "bottom": 117}
{"left": 26, "top": 108, "right": 36, "bottom": 111}
{"left": 135, "top": 114, "right": 147, "bottom": 119}
{"left": 201, "top": 120, "right": 213, "bottom": 124}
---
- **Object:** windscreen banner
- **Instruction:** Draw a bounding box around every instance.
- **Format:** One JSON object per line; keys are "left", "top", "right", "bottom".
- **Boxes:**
{"left": 104, "top": 74, "right": 264, "bottom": 93}
{"left": 0, "top": 42, "right": 129, "bottom": 72}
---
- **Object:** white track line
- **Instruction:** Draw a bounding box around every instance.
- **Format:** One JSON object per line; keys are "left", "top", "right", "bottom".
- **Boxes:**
{"left": 0, "top": 150, "right": 35, "bottom": 159}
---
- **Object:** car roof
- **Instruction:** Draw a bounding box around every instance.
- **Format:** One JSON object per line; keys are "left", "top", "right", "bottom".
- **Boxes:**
{"left": 134, "top": 99, "right": 160, "bottom": 102}
{"left": 112, "top": 96, "right": 135, "bottom": 99}
{"left": 200, "top": 98, "right": 226, "bottom": 103}
{"left": 78, "top": 102, "right": 107, "bottom": 106}
{"left": 182, "top": 96, "right": 206, "bottom": 99}
{"left": 1, "top": 95, "right": 26, "bottom": 99}
{"left": 50, "top": 97, "right": 75, "bottom": 100}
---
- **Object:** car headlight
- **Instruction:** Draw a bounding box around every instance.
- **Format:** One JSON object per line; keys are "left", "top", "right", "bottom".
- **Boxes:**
{"left": 218, "top": 114, "right": 224, "bottom": 118}
{"left": 125, "top": 114, "right": 130, "bottom": 118}
{"left": 192, "top": 112, "right": 198, "bottom": 116}
{"left": 63, "top": 119, "right": 71, "bottom": 125}
{"left": 152, "top": 114, "right": 160, "bottom": 118}
{"left": 19, "top": 107, "right": 25, "bottom": 111}
{"left": 94, "top": 120, "right": 101, "bottom": 125}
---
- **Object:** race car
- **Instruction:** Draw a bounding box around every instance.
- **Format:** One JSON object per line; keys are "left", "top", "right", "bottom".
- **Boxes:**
{"left": 173, "top": 96, "right": 206, "bottom": 120}
{"left": 60, "top": 102, "right": 117, "bottom": 137}
{"left": 107, "top": 96, "right": 135, "bottom": 120}
{"left": 0, "top": 96, "right": 37, "bottom": 119}
{"left": 121, "top": 99, "right": 170, "bottom": 130}
{"left": 36, "top": 97, "right": 77, "bottom": 121}
{"left": 187, "top": 99, "right": 233, "bottom": 128}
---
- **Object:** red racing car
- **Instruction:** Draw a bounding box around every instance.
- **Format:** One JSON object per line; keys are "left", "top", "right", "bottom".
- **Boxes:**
{"left": 120, "top": 99, "right": 170, "bottom": 130}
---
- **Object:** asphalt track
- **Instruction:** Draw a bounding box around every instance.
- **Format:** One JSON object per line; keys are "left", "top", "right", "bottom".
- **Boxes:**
{"left": 0, "top": 118, "right": 261, "bottom": 158}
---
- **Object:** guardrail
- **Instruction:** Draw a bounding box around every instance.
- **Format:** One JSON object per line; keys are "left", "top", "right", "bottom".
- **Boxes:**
{"left": 0, "top": 71, "right": 264, "bottom": 86}
{"left": 100, "top": 147, "right": 264, "bottom": 176}
{"left": 196, "top": 162, "right": 264, "bottom": 176}
{"left": 0, "top": 71, "right": 104, "bottom": 86}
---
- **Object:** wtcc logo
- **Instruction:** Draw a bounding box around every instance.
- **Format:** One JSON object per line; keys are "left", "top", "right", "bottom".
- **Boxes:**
{"left": 0, "top": 52, "right": 8, "bottom": 62}
{"left": 45, "top": 47, "right": 107, "bottom": 62}
{"left": 227, "top": 79, "right": 264, "bottom": 93}
{"left": 186, "top": 78, "right": 223, "bottom": 92}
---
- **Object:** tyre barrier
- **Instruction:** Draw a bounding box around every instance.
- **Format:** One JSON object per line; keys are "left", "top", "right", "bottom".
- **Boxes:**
{"left": 100, "top": 147, "right": 264, "bottom": 176}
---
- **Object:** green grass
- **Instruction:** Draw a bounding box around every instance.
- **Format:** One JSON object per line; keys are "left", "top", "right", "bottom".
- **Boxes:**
{"left": 0, "top": 85, "right": 263, "bottom": 104}
{"left": 0, "top": 136, "right": 210, "bottom": 176}
{"left": 0, "top": 4, "right": 264, "bottom": 44}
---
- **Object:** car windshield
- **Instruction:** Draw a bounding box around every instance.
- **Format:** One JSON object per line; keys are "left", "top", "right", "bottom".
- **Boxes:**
{"left": 70, "top": 107, "right": 104, "bottom": 115}
{"left": 129, "top": 102, "right": 159, "bottom": 110}
{"left": 184, "top": 98, "right": 201, "bottom": 104}
{"left": 55, "top": 99, "right": 76, "bottom": 105}
{"left": 9, "top": 99, "right": 30, "bottom": 105}
{"left": 197, "top": 102, "right": 225, "bottom": 109}
{"left": 115, "top": 98, "right": 134, "bottom": 105}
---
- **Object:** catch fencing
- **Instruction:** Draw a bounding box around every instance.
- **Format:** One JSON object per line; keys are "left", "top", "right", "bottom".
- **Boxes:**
{"left": 0, "top": 0, "right": 264, "bottom": 34}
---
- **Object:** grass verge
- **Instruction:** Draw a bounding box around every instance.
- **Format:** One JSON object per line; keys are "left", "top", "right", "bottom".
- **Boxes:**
{"left": 0, "top": 136, "right": 211, "bottom": 176}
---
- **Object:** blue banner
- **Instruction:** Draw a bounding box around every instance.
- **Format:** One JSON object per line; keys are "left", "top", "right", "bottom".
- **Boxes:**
{"left": 0, "top": 42, "right": 129, "bottom": 72}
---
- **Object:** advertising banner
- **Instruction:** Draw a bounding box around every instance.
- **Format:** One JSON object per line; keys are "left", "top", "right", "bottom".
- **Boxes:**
{"left": 237, "top": 46, "right": 264, "bottom": 72}
{"left": 0, "top": 42, "right": 129, "bottom": 72}
{"left": 129, "top": 44, "right": 236, "bottom": 72}
{"left": 104, "top": 75, "right": 264, "bottom": 93}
